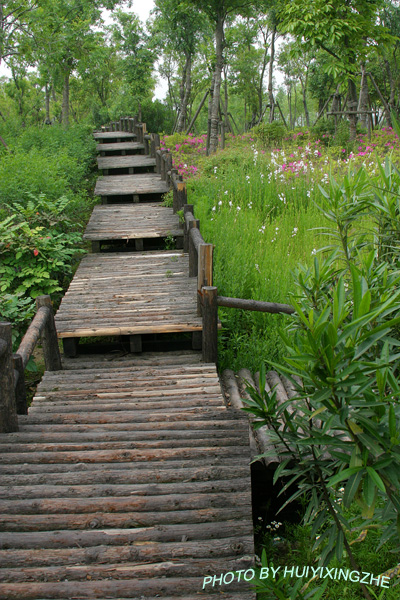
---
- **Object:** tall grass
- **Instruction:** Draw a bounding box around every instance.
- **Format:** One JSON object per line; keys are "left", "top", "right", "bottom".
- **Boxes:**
{"left": 189, "top": 148, "right": 333, "bottom": 370}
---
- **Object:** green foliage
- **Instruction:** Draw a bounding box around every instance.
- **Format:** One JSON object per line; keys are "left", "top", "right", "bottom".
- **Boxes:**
{"left": 0, "top": 194, "right": 83, "bottom": 298}
{"left": 311, "top": 119, "right": 336, "bottom": 143}
{"left": 0, "top": 122, "right": 95, "bottom": 348}
{"left": 0, "top": 123, "right": 96, "bottom": 205}
{"left": 243, "top": 163, "right": 400, "bottom": 598}
{"left": 252, "top": 122, "right": 287, "bottom": 147}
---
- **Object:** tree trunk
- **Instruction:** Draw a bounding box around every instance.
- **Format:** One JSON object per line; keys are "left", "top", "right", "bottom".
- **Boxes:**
{"left": 358, "top": 62, "right": 369, "bottom": 129}
{"left": 45, "top": 82, "right": 51, "bottom": 124}
{"left": 300, "top": 76, "right": 310, "bottom": 127}
{"left": 176, "top": 54, "right": 192, "bottom": 133}
{"left": 348, "top": 77, "right": 358, "bottom": 141}
{"left": 62, "top": 70, "right": 70, "bottom": 128}
{"left": 224, "top": 69, "right": 229, "bottom": 134}
{"left": 258, "top": 28, "right": 269, "bottom": 121}
{"left": 206, "top": 72, "right": 215, "bottom": 155}
{"left": 268, "top": 26, "right": 276, "bottom": 123}
{"left": 209, "top": 11, "right": 224, "bottom": 154}
{"left": 288, "top": 86, "right": 292, "bottom": 129}
{"left": 384, "top": 58, "right": 396, "bottom": 111}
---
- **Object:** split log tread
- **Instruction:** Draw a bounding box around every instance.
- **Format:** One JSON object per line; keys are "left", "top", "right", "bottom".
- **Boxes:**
{"left": 96, "top": 141, "right": 145, "bottom": 153}
{"left": 83, "top": 204, "right": 182, "bottom": 241}
{"left": 0, "top": 357, "right": 254, "bottom": 598}
{"left": 97, "top": 155, "right": 156, "bottom": 170}
{"left": 54, "top": 252, "right": 203, "bottom": 338}
{"left": 94, "top": 174, "right": 169, "bottom": 197}
{"left": 93, "top": 131, "right": 137, "bottom": 140}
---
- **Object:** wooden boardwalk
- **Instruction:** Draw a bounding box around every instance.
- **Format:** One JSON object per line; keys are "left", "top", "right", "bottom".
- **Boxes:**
{"left": 83, "top": 203, "right": 182, "bottom": 247}
{"left": 97, "top": 155, "right": 156, "bottom": 174}
{"left": 97, "top": 141, "right": 145, "bottom": 155}
{"left": 55, "top": 251, "right": 202, "bottom": 338}
{"left": 0, "top": 124, "right": 256, "bottom": 599}
{"left": 0, "top": 353, "right": 255, "bottom": 599}
{"left": 95, "top": 174, "right": 169, "bottom": 202}
{"left": 94, "top": 131, "right": 137, "bottom": 141}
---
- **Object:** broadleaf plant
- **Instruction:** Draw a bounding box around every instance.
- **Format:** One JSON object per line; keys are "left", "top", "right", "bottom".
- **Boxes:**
{"left": 244, "top": 161, "right": 400, "bottom": 600}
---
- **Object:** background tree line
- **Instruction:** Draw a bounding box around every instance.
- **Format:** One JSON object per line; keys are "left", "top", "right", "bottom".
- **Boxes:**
{"left": 0, "top": 0, "right": 399, "bottom": 145}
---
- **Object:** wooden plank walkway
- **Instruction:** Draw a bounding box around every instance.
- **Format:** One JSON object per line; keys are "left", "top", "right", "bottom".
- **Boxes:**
{"left": 96, "top": 141, "right": 145, "bottom": 154}
{"left": 95, "top": 174, "right": 169, "bottom": 201}
{"left": 97, "top": 155, "right": 156, "bottom": 173}
{"left": 94, "top": 131, "right": 137, "bottom": 140}
{"left": 0, "top": 123, "right": 256, "bottom": 599}
{"left": 0, "top": 354, "right": 255, "bottom": 599}
{"left": 55, "top": 251, "right": 202, "bottom": 338}
{"left": 83, "top": 203, "right": 182, "bottom": 243}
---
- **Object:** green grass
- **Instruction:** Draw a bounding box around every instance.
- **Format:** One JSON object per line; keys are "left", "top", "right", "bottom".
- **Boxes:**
{"left": 188, "top": 149, "right": 330, "bottom": 371}
{"left": 256, "top": 507, "right": 399, "bottom": 599}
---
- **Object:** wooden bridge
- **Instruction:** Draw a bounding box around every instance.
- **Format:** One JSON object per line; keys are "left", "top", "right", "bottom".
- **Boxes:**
{"left": 0, "top": 117, "right": 257, "bottom": 599}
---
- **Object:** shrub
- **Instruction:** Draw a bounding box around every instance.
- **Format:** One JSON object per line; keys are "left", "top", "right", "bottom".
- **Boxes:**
{"left": 252, "top": 122, "right": 287, "bottom": 147}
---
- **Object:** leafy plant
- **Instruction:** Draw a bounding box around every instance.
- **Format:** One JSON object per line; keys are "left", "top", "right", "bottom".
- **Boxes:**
{"left": 252, "top": 122, "right": 287, "bottom": 146}
{"left": 243, "top": 168, "right": 400, "bottom": 600}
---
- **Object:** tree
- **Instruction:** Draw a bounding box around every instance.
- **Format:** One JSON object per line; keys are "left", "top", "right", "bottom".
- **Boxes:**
{"left": 151, "top": 0, "right": 210, "bottom": 132}
{"left": 0, "top": 0, "right": 37, "bottom": 65}
{"left": 110, "top": 10, "right": 155, "bottom": 112}
{"left": 187, "top": 0, "right": 257, "bottom": 153}
{"left": 280, "top": 0, "right": 394, "bottom": 137}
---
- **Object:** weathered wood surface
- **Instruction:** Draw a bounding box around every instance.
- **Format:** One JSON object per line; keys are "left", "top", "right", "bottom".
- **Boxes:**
{"left": 93, "top": 131, "right": 137, "bottom": 140}
{"left": 97, "top": 155, "right": 156, "bottom": 170}
{"left": 83, "top": 204, "right": 182, "bottom": 241}
{"left": 55, "top": 251, "right": 203, "bottom": 337}
{"left": 96, "top": 142, "right": 145, "bottom": 153}
{"left": 95, "top": 174, "right": 169, "bottom": 197}
{"left": 0, "top": 355, "right": 254, "bottom": 598}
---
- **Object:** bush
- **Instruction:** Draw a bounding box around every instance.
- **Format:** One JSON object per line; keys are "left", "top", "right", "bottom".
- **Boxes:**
{"left": 252, "top": 122, "right": 287, "bottom": 147}
{"left": 311, "top": 118, "right": 336, "bottom": 145}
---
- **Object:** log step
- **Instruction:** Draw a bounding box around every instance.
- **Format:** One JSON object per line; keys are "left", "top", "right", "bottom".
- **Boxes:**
{"left": 0, "top": 357, "right": 254, "bottom": 598}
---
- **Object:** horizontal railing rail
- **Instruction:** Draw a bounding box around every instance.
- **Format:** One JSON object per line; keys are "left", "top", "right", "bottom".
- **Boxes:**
{"left": 217, "top": 296, "right": 295, "bottom": 315}
{"left": 0, "top": 295, "right": 62, "bottom": 433}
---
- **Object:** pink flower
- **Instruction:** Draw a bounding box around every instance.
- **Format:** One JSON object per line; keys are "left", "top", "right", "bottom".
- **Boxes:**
{"left": 33, "top": 249, "right": 39, "bottom": 257}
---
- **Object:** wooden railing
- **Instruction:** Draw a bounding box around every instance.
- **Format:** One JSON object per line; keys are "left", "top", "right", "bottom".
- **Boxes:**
{"left": 0, "top": 295, "right": 62, "bottom": 433}
{"left": 99, "top": 116, "right": 295, "bottom": 364}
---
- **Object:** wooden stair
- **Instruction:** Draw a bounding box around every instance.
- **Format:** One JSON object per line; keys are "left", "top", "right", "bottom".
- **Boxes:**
{"left": 0, "top": 354, "right": 255, "bottom": 599}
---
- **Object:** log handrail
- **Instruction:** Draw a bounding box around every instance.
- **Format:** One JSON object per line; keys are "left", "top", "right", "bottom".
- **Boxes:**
{"left": 217, "top": 296, "right": 295, "bottom": 315}
{"left": 0, "top": 295, "right": 62, "bottom": 432}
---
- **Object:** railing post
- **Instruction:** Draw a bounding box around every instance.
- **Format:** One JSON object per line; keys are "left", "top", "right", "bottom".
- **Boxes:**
{"left": 189, "top": 219, "right": 200, "bottom": 277}
{"left": 165, "top": 153, "right": 173, "bottom": 186}
{"left": 161, "top": 151, "right": 166, "bottom": 180}
{"left": 202, "top": 286, "right": 218, "bottom": 364}
{"left": 177, "top": 176, "right": 187, "bottom": 211}
{"left": 144, "top": 134, "right": 150, "bottom": 156}
{"left": 183, "top": 204, "right": 194, "bottom": 252}
{"left": 197, "top": 244, "right": 213, "bottom": 316}
{"left": 13, "top": 353, "right": 27, "bottom": 415}
{"left": 35, "top": 296, "right": 62, "bottom": 371}
{"left": 0, "top": 322, "right": 18, "bottom": 433}
{"left": 171, "top": 169, "right": 179, "bottom": 212}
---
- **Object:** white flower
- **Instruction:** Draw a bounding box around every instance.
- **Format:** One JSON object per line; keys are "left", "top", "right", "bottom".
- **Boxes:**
{"left": 218, "top": 200, "right": 222, "bottom": 206}
{"left": 224, "top": 190, "right": 228, "bottom": 195}
{"left": 213, "top": 166, "right": 217, "bottom": 173}
{"left": 212, "top": 206, "right": 216, "bottom": 212}
{"left": 311, "top": 248, "right": 317, "bottom": 255}
{"left": 236, "top": 206, "right": 241, "bottom": 211}
{"left": 229, "top": 201, "right": 232, "bottom": 207}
